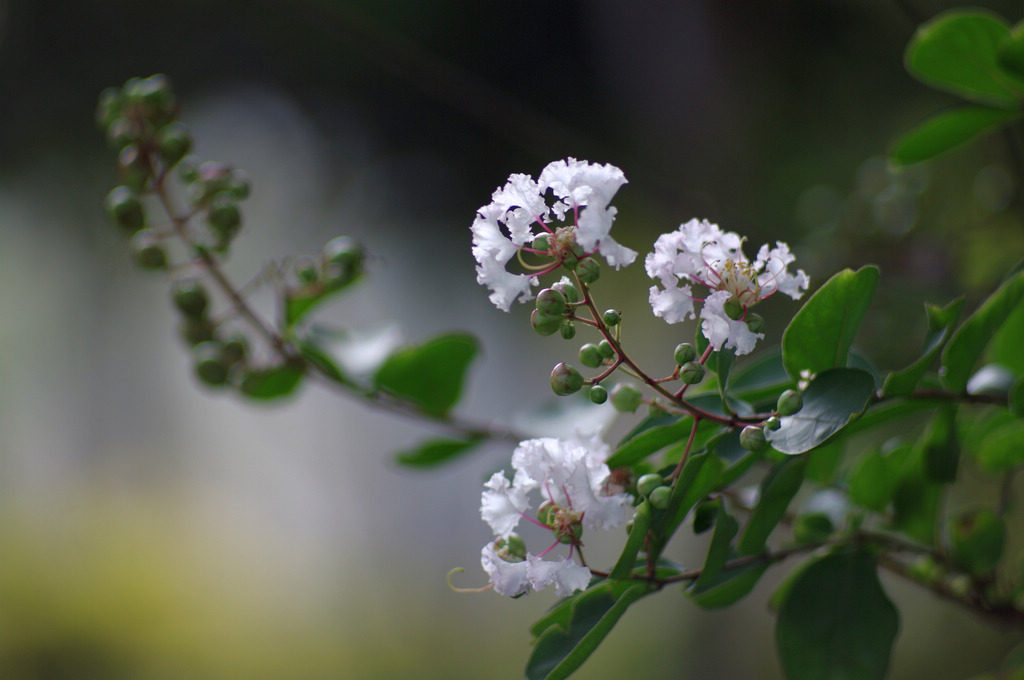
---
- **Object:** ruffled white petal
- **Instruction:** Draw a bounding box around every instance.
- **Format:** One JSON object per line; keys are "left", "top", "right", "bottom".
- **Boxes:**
{"left": 527, "top": 555, "right": 592, "bottom": 597}
{"left": 700, "top": 290, "right": 764, "bottom": 356}
{"left": 481, "top": 543, "right": 532, "bottom": 597}
{"left": 480, "top": 472, "right": 529, "bottom": 538}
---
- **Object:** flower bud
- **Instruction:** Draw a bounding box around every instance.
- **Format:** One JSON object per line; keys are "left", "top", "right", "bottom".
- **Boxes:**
{"left": 207, "top": 192, "right": 241, "bottom": 237}
{"left": 673, "top": 342, "right": 696, "bottom": 365}
{"left": 105, "top": 185, "right": 146, "bottom": 233}
{"left": 550, "top": 362, "right": 584, "bottom": 396}
{"left": 294, "top": 257, "right": 319, "bottom": 284}
{"left": 117, "top": 144, "right": 150, "bottom": 193}
{"left": 193, "top": 341, "right": 229, "bottom": 387}
{"left": 602, "top": 309, "right": 621, "bottom": 327}
{"left": 636, "top": 473, "right": 662, "bottom": 497}
{"left": 723, "top": 298, "right": 744, "bottom": 320}
{"left": 597, "top": 339, "right": 615, "bottom": 359}
{"left": 500, "top": 533, "right": 528, "bottom": 561}
{"left": 227, "top": 169, "right": 252, "bottom": 199}
{"left": 555, "top": 522, "right": 584, "bottom": 545}
{"left": 765, "top": 416, "right": 782, "bottom": 431}
{"left": 589, "top": 385, "right": 608, "bottom": 404}
{"left": 177, "top": 155, "right": 201, "bottom": 184}
{"left": 777, "top": 389, "right": 803, "bottom": 416}
{"left": 950, "top": 509, "right": 1005, "bottom": 575}
{"left": 172, "top": 279, "right": 209, "bottom": 319}
{"left": 95, "top": 87, "right": 122, "bottom": 130}
{"left": 576, "top": 257, "right": 600, "bottom": 284}
{"left": 532, "top": 233, "right": 551, "bottom": 251}
{"left": 179, "top": 317, "right": 215, "bottom": 346}
{"left": 610, "top": 383, "right": 642, "bottom": 413}
{"left": 745, "top": 312, "right": 767, "bottom": 335}
{"left": 560, "top": 319, "right": 576, "bottom": 340}
{"left": 536, "top": 288, "right": 567, "bottom": 317}
{"left": 323, "top": 236, "right": 364, "bottom": 271}
{"left": 793, "top": 512, "right": 834, "bottom": 544}
{"left": 551, "top": 279, "right": 580, "bottom": 304}
{"left": 156, "top": 122, "right": 192, "bottom": 167}
{"left": 106, "top": 117, "right": 138, "bottom": 149}
{"left": 739, "top": 425, "right": 767, "bottom": 451}
{"left": 578, "top": 343, "right": 603, "bottom": 368}
{"left": 648, "top": 399, "right": 668, "bottom": 416}
{"left": 221, "top": 334, "right": 248, "bottom": 366}
{"left": 531, "top": 309, "right": 562, "bottom": 336}
{"left": 129, "top": 230, "right": 167, "bottom": 270}
{"left": 649, "top": 486, "right": 671, "bottom": 510}
{"left": 680, "top": 361, "right": 705, "bottom": 385}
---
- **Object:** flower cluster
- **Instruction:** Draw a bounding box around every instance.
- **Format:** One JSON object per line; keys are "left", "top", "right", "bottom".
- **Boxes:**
{"left": 471, "top": 158, "right": 637, "bottom": 311}
{"left": 480, "top": 435, "right": 632, "bottom": 597}
{"left": 646, "top": 218, "right": 809, "bottom": 355}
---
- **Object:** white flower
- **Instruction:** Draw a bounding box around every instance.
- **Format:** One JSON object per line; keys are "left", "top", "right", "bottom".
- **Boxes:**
{"left": 479, "top": 435, "right": 632, "bottom": 597}
{"left": 471, "top": 158, "right": 636, "bottom": 311}
{"left": 645, "top": 218, "right": 809, "bottom": 355}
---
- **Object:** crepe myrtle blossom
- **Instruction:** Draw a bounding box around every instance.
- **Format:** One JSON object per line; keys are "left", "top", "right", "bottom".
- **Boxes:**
{"left": 479, "top": 436, "right": 632, "bottom": 597}
{"left": 646, "top": 219, "right": 809, "bottom": 355}
{"left": 471, "top": 158, "right": 638, "bottom": 311}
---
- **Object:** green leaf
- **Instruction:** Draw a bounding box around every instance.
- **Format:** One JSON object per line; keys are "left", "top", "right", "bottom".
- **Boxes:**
{"left": 974, "top": 419, "right": 1024, "bottom": 472}
{"left": 782, "top": 266, "right": 879, "bottom": 381}
{"left": 238, "top": 364, "right": 304, "bottom": 399}
{"left": 776, "top": 550, "right": 899, "bottom": 680}
{"left": 989, "top": 288, "right": 1024, "bottom": 374}
{"left": 526, "top": 581, "right": 651, "bottom": 680}
{"left": 373, "top": 333, "right": 478, "bottom": 418}
{"left": 883, "top": 298, "right": 964, "bottom": 396}
{"left": 296, "top": 339, "right": 351, "bottom": 386}
{"left": 737, "top": 456, "right": 807, "bottom": 556}
{"left": 890, "top": 105, "right": 1020, "bottom": 165}
{"left": 688, "top": 559, "right": 769, "bottom": 610}
{"left": 1011, "top": 376, "right": 1024, "bottom": 417}
{"left": 610, "top": 500, "right": 652, "bottom": 580}
{"left": 848, "top": 449, "right": 899, "bottom": 513}
{"left": 942, "top": 270, "right": 1024, "bottom": 392}
{"left": 999, "top": 22, "right": 1024, "bottom": 80}
{"left": 648, "top": 452, "right": 724, "bottom": 563}
{"left": 905, "top": 10, "right": 1024, "bottom": 108}
{"left": 691, "top": 498, "right": 738, "bottom": 590}
{"left": 922, "top": 405, "right": 960, "bottom": 483}
{"left": 706, "top": 428, "right": 762, "bottom": 488}
{"left": 728, "top": 347, "right": 796, "bottom": 406}
{"left": 284, "top": 273, "right": 364, "bottom": 329}
{"left": 766, "top": 368, "right": 875, "bottom": 455}
{"left": 394, "top": 436, "right": 481, "bottom": 468}
{"left": 891, "top": 443, "right": 941, "bottom": 545}
{"left": 606, "top": 415, "right": 693, "bottom": 468}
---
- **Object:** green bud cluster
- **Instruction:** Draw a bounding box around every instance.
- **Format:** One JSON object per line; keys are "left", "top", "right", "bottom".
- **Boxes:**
{"left": 680, "top": 361, "right": 705, "bottom": 385}
{"left": 673, "top": 342, "right": 696, "bottom": 365}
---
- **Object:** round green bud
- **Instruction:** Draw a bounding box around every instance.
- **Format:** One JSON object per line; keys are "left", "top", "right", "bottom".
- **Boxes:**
{"left": 589, "top": 385, "right": 608, "bottom": 404}
{"left": 207, "top": 192, "right": 241, "bottom": 236}
{"left": 129, "top": 230, "right": 167, "bottom": 270}
{"left": 177, "top": 155, "right": 201, "bottom": 183}
{"left": 104, "top": 185, "right": 145, "bottom": 233}
{"left": 777, "top": 389, "right": 803, "bottom": 416}
{"left": 531, "top": 309, "right": 562, "bottom": 336}
{"left": 673, "top": 342, "right": 697, "bottom": 365}
{"left": 117, "top": 144, "right": 150, "bottom": 192}
{"left": 560, "top": 319, "right": 576, "bottom": 340}
{"left": 648, "top": 398, "right": 668, "bottom": 416}
{"left": 172, "top": 279, "right": 209, "bottom": 319}
{"left": 550, "top": 362, "right": 584, "bottom": 396}
{"left": 560, "top": 250, "right": 579, "bottom": 271}
{"left": 680, "top": 361, "right": 705, "bottom": 385}
{"left": 610, "top": 383, "right": 642, "bottom": 413}
{"left": 156, "top": 122, "right": 192, "bottom": 167}
{"left": 323, "top": 236, "right": 364, "bottom": 270}
{"left": 648, "top": 486, "right": 671, "bottom": 510}
{"left": 765, "top": 416, "right": 782, "bottom": 431}
{"left": 745, "top": 312, "right": 767, "bottom": 335}
{"left": 551, "top": 279, "right": 580, "bottom": 304}
{"left": 532, "top": 233, "right": 551, "bottom": 251}
{"left": 793, "top": 513, "right": 835, "bottom": 544}
{"left": 602, "top": 309, "right": 621, "bottom": 327}
{"left": 537, "top": 501, "right": 557, "bottom": 527}
{"left": 578, "top": 343, "right": 603, "bottom": 368}
{"left": 692, "top": 501, "right": 717, "bottom": 534}
{"left": 739, "top": 425, "right": 767, "bottom": 451}
{"left": 723, "top": 298, "right": 744, "bottom": 320}
{"left": 221, "top": 334, "right": 248, "bottom": 366}
{"left": 597, "top": 339, "right": 615, "bottom": 359}
{"left": 536, "top": 288, "right": 568, "bottom": 317}
{"left": 179, "top": 317, "right": 215, "bottom": 346}
{"left": 576, "top": 257, "right": 600, "bottom": 284}
{"left": 193, "top": 341, "right": 229, "bottom": 387}
{"left": 136, "top": 74, "right": 176, "bottom": 125}
{"left": 106, "top": 117, "right": 138, "bottom": 149}
{"left": 227, "top": 169, "right": 252, "bottom": 199}
{"left": 636, "top": 473, "right": 663, "bottom": 497}
{"left": 95, "top": 87, "right": 123, "bottom": 130}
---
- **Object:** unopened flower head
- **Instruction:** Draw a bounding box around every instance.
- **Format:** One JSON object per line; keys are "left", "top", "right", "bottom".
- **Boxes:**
{"left": 471, "top": 158, "right": 637, "bottom": 311}
{"left": 646, "top": 218, "right": 809, "bottom": 355}
{"left": 479, "top": 436, "right": 632, "bottom": 597}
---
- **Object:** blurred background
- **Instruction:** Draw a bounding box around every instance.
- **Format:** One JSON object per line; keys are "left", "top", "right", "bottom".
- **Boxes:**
{"left": 2, "top": 0, "right": 1023, "bottom": 678}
